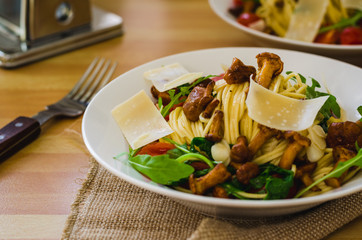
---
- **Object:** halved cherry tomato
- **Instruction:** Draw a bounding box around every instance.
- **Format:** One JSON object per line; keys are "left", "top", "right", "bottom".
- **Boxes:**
{"left": 211, "top": 73, "right": 225, "bottom": 81}
{"left": 189, "top": 161, "right": 210, "bottom": 171}
{"left": 233, "top": 0, "right": 243, "bottom": 7}
{"left": 164, "top": 101, "right": 185, "bottom": 121}
{"left": 340, "top": 27, "right": 362, "bottom": 45}
{"left": 314, "top": 29, "right": 340, "bottom": 44}
{"left": 237, "top": 12, "right": 260, "bottom": 27}
{"left": 137, "top": 142, "right": 176, "bottom": 156}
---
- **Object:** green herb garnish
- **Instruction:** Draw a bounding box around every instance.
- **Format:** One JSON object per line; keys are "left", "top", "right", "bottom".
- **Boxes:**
{"left": 222, "top": 182, "right": 267, "bottom": 200}
{"left": 295, "top": 149, "right": 362, "bottom": 198}
{"left": 190, "top": 137, "right": 214, "bottom": 160}
{"left": 128, "top": 154, "right": 194, "bottom": 185}
{"left": 307, "top": 78, "right": 340, "bottom": 119}
{"left": 357, "top": 105, "right": 362, "bottom": 122}
{"left": 163, "top": 137, "right": 214, "bottom": 168}
{"left": 249, "top": 164, "right": 294, "bottom": 200}
{"left": 319, "top": 11, "right": 362, "bottom": 34}
{"left": 221, "top": 164, "right": 294, "bottom": 200}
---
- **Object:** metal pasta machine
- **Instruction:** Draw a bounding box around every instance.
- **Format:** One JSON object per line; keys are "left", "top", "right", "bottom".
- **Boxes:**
{"left": 0, "top": 0, "right": 123, "bottom": 68}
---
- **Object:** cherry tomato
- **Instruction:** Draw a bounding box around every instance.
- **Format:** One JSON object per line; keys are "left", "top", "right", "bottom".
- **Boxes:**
{"left": 164, "top": 100, "right": 185, "bottom": 121}
{"left": 211, "top": 73, "right": 224, "bottom": 81}
{"left": 137, "top": 142, "right": 176, "bottom": 156}
{"left": 340, "top": 27, "right": 362, "bottom": 45}
{"left": 286, "top": 183, "right": 297, "bottom": 199}
{"left": 314, "top": 29, "right": 340, "bottom": 44}
{"left": 237, "top": 13, "right": 260, "bottom": 27}
{"left": 233, "top": 0, "right": 243, "bottom": 7}
{"left": 189, "top": 161, "right": 210, "bottom": 171}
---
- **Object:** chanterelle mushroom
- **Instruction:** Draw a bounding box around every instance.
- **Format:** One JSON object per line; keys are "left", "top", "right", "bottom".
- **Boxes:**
{"left": 205, "top": 110, "right": 224, "bottom": 143}
{"left": 326, "top": 121, "right": 362, "bottom": 151}
{"left": 183, "top": 81, "right": 215, "bottom": 121}
{"left": 230, "top": 135, "right": 249, "bottom": 163}
{"left": 150, "top": 86, "right": 171, "bottom": 105}
{"left": 248, "top": 125, "right": 281, "bottom": 158}
{"left": 279, "top": 131, "right": 311, "bottom": 170}
{"left": 236, "top": 162, "right": 259, "bottom": 185}
{"left": 256, "top": 52, "right": 283, "bottom": 88}
{"left": 325, "top": 146, "right": 357, "bottom": 188}
{"left": 223, "top": 57, "right": 256, "bottom": 84}
{"left": 212, "top": 185, "right": 229, "bottom": 199}
{"left": 202, "top": 98, "right": 220, "bottom": 119}
{"left": 295, "top": 162, "right": 320, "bottom": 192}
{"left": 189, "top": 163, "right": 231, "bottom": 195}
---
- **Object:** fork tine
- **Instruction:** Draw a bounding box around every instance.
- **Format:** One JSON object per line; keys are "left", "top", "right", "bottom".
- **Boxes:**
{"left": 67, "top": 57, "right": 99, "bottom": 98}
{"left": 79, "top": 59, "right": 111, "bottom": 103}
{"left": 83, "top": 61, "right": 117, "bottom": 104}
{"left": 96, "top": 62, "right": 117, "bottom": 91}
{"left": 72, "top": 58, "right": 106, "bottom": 100}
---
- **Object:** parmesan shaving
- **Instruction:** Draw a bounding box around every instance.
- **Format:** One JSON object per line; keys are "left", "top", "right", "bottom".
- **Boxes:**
{"left": 284, "top": 0, "right": 329, "bottom": 42}
{"left": 111, "top": 90, "right": 174, "bottom": 149}
{"left": 143, "top": 63, "right": 203, "bottom": 92}
{"left": 341, "top": 0, "right": 362, "bottom": 10}
{"left": 246, "top": 80, "right": 328, "bottom": 131}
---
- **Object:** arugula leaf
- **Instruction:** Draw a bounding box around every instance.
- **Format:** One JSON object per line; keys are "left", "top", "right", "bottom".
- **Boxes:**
{"left": 221, "top": 164, "right": 294, "bottom": 200}
{"left": 249, "top": 164, "right": 294, "bottom": 200}
{"left": 222, "top": 182, "right": 267, "bottom": 200}
{"left": 319, "top": 11, "right": 362, "bottom": 34}
{"left": 222, "top": 183, "right": 248, "bottom": 199}
{"left": 295, "top": 149, "right": 362, "bottom": 198}
{"left": 158, "top": 96, "right": 163, "bottom": 111}
{"left": 306, "top": 78, "right": 341, "bottom": 119}
{"left": 358, "top": 106, "right": 362, "bottom": 122}
{"left": 303, "top": 78, "right": 341, "bottom": 132}
{"left": 176, "top": 153, "right": 214, "bottom": 169}
{"left": 166, "top": 145, "right": 188, "bottom": 159}
{"left": 128, "top": 154, "right": 194, "bottom": 185}
{"left": 160, "top": 90, "right": 184, "bottom": 117}
{"left": 163, "top": 137, "right": 215, "bottom": 168}
{"left": 190, "top": 137, "right": 214, "bottom": 159}
{"left": 356, "top": 141, "right": 361, "bottom": 152}
{"left": 163, "top": 137, "right": 191, "bottom": 154}
{"left": 284, "top": 74, "right": 341, "bottom": 126}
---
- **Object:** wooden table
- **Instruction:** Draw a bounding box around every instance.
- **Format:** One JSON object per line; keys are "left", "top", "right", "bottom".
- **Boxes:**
{"left": 0, "top": 0, "right": 360, "bottom": 239}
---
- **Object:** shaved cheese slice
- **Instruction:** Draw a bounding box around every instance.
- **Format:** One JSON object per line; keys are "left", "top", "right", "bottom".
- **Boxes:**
{"left": 144, "top": 63, "right": 203, "bottom": 92}
{"left": 285, "top": 0, "right": 329, "bottom": 42}
{"left": 245, "top": 80, "right": 329, "bottom": 131}
{"left": 111, "top": 90, "right": 174, "bottom": 149}
{"left": 342, "top": 0, "right": 362, "bottom": 10}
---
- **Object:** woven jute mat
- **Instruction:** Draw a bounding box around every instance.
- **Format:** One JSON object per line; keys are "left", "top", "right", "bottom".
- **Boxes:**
{"left": 61, "top": 157, "right": 362, "bottom": 240}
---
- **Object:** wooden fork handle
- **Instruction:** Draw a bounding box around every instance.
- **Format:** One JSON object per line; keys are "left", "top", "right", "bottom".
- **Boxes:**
{"left": 0, "top": 117, "right": 41, "bottom": 163}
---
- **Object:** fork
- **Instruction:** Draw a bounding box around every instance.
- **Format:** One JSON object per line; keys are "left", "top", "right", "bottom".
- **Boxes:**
{"left": 0, "top": 57, "right": 117, "bottom": 162}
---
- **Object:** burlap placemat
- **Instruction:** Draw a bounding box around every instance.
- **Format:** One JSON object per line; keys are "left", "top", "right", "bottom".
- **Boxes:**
{"left": 60, "top": 124, "right": 361, "bottom": 240}
{"left": 61, "top": 157, "right": 361, "bottom": 240}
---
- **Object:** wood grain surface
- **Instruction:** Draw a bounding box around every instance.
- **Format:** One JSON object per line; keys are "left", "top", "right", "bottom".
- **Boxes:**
{"left": 0, "top": 0, "right": 360, "bottom": 239}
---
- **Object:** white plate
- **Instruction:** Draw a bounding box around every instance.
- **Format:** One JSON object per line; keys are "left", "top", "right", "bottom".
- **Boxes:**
{"left": 208, "top": 0, "right": 362, "bottom": 57}
{"left": 82, "top": 47, "right": 362, "bottom": 217}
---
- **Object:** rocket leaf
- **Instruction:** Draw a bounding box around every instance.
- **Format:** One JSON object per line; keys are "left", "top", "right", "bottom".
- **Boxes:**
{"left": 295, "top": 149, "right": 362, "bottom": 198}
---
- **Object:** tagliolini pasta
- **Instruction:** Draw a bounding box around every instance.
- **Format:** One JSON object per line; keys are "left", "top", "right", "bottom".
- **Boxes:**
{"left": 167, "top": 69, "right": 338, "bottom": 196}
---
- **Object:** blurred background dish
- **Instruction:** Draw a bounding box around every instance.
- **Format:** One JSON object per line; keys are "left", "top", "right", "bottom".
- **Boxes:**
{"left": 208, "top": 0, "right": 362, "bottom": 63}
